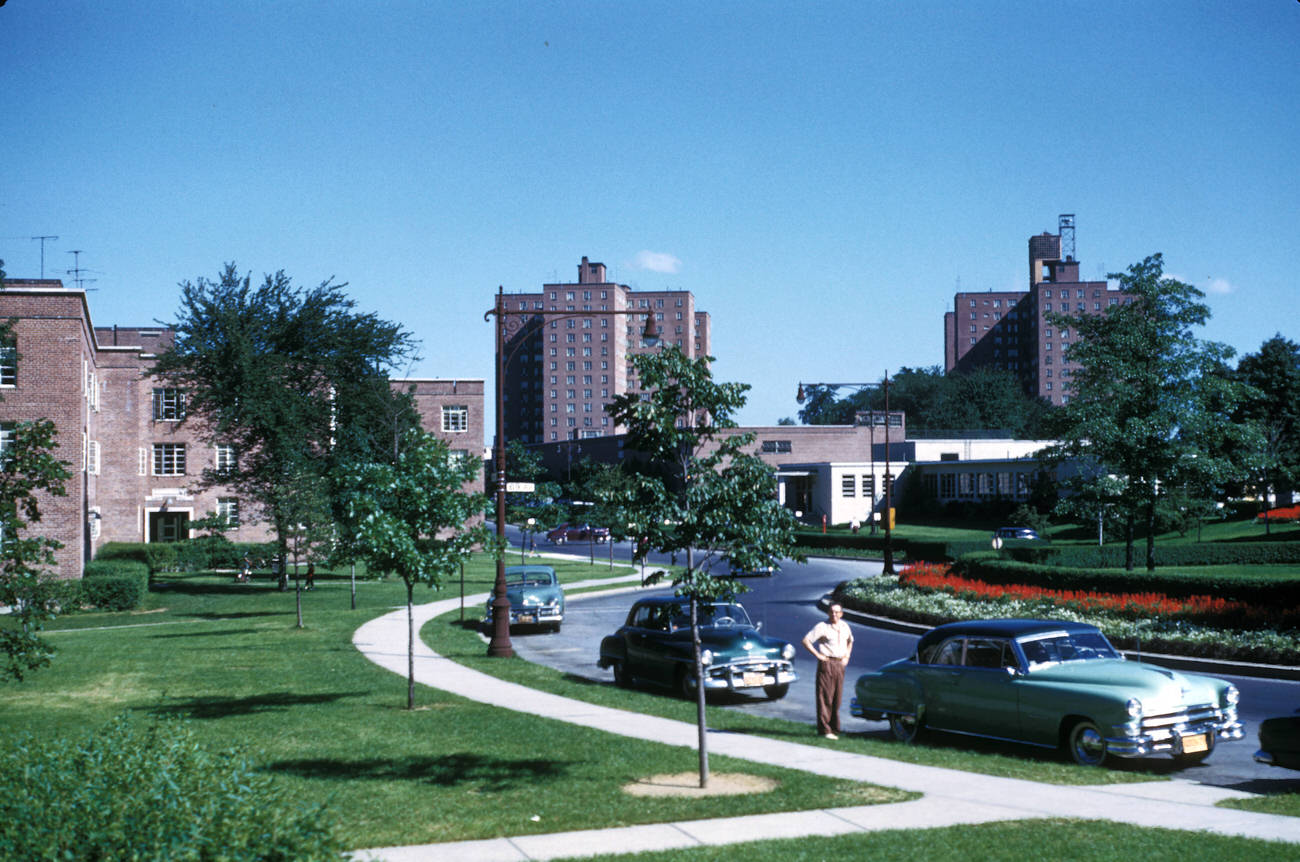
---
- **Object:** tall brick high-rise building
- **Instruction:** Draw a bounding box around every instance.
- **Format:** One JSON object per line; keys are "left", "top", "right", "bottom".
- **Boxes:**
{"left": 943, "top": 216, "right": 1134, "bottom": 406}
{"left": 500, "top": 256, "right": 711, "bottom": 443}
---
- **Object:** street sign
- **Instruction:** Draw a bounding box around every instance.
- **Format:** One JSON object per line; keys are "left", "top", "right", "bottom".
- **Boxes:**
{"left": 505, "top": 482, "right": 536, "bottom": 493}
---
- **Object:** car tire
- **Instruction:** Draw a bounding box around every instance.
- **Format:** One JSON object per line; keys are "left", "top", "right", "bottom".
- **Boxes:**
{"left": 764, "top": 683, "right": 789, "bottom": 700}
{"left": 612, "top": 661, "right": 631, "bottom": 688}
{"left": 1172, "top": 733, "right": 1215, "bottom": 767}
{"left": 677, "top": 669, "right": 697, "bottom": 700}
{"left": 1066, "top": 719, "right": 1108, "bottom": 767}
{"left": 551, "top": 621, "right": 562, "bottom": 634}
{"left": 888, "top": 712, "right": 924, "bottom": 744}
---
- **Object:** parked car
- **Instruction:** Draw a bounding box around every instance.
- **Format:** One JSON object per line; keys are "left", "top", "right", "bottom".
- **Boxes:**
{"left": 1254, "top": 712, "right": 1300, "bottom": 771}
{"left": 546, "top": 523, "right": 610, "bottom": 543}
{"left": 993, "top": 526, "right": 1041, "bottom": 541}
{"left": 851, "top": 618, "right": 1243, "bottom": 767}
{"left": 598, "top": 596, "right": 798, "bottom": 700}
{"left": 483, "top": 565, "right": 565, "bottom": 631}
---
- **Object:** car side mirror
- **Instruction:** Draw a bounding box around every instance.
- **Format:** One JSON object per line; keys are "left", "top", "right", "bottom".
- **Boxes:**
{"left": 1005, "top": 666, "right": 1021, "bottom": 677}
{"left": 754, "top": 621, "right": 762, "bottom": 631}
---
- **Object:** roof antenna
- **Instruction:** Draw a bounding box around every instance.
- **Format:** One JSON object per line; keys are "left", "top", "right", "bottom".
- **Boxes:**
{"left": 31, "top": 235, "right": 59, "bottom": 277}
{"left": 66, "top": 250, "right": 98, "bottom": 291}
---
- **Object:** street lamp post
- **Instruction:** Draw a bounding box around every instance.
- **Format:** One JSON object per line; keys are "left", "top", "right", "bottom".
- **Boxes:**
{"left": 485, "top": 287, "right": 660, "bottom": 657}
{"left": 795, "top": 373, "right": 897, "bottom": 574}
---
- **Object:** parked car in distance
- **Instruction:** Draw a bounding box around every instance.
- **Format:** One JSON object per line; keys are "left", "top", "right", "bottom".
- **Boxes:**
{"left": 598, "top": 596, "right": 798, "bottom": 700}
{"left": 851, "top": 618, "right": 1243, "bottom": 767}
{"left": 729, "top": 564, "right": 777, "bottom": 577}
{"left": 483, "top": 565, "right": 565, "bottom": 631}
{"left": 993, "top": 526, "right": 1040, "bottom": 541}
{"left": 1254, "top": 712, "right": 1300, "bottom": 771}
{"left": 546, "top": 523, "right": 610, "bottom": 543}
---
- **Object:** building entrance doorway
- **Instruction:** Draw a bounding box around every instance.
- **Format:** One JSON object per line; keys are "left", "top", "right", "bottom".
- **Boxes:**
{"left": 149, "top": 512, "right": 190, "bottom": 543}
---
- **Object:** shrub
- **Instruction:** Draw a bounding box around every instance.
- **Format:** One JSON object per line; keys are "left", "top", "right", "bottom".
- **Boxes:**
{"left": 79, "top": 560, "right": 150, "bottom": 611}
{"left": 0, "top": 715, "right": 344, "bottom": 861}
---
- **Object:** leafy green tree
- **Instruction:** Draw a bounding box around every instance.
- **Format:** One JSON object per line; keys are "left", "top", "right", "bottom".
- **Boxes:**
{"left": 152, "top": 263, "right": 419, "bottom": 578}
{"left": 0, "top": 321, "right": 73, "bottom": 682}
{"left": 0, "top": 416, "right": 72, "bottom": 682}
{"left": 605, "top": 346, "right": 801, "bottom": 788}
{"left": 1234, "top": 334, "right": 1300, "bottom": 532}
{"left": 1045, "top": 254, "right": 1255, "bottom": 570}
{"left": 798, "top": 366, "right": 1050, "bottom": 437}
{"left": 337, "top": 429, "right": 488, "bottom": 709}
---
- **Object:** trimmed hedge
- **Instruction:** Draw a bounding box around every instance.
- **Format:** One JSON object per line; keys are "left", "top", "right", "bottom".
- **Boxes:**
{"left": 79, "top": 560, "right": 150, "bottom": 611}
{"left": 956, "top": 552, "right": 1300, "bottom": 606}
{"left": 95, "top": 539, "right": 276, "bottom": 575}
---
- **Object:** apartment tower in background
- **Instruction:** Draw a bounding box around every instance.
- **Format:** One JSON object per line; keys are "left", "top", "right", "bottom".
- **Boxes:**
{"left": 501, "top": 256, "right": 711, "bottom": 443}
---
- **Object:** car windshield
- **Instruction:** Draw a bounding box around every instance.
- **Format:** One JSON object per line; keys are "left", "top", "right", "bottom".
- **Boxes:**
{"left": 668, "top": 603, "right": 752, "bottom": 629}
{"left": 1018, "top": 630, "right": 1120, "bottom": 666}
{"left": 506, "top": 571, "right": 554, "bottom": 587}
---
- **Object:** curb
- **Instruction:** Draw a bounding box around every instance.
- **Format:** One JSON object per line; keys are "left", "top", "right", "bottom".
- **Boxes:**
{"left": 819, "top": 595, "right": 1300, "bottom": 682}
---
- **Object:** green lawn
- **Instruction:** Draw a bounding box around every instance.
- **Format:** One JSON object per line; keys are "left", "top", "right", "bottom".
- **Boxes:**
{"left": 3, "top": 562, "right": 909, "bottom": 849}
{"left": 557, "top": 819, "right": 1296, "bottom": 862}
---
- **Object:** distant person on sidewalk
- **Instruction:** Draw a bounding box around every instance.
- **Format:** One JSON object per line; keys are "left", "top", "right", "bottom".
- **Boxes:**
{"left": 305, "top": 561, "right": 316, "bottom": 591}
{"left": 802, "top": 602, "right": 854, "bottom": 739}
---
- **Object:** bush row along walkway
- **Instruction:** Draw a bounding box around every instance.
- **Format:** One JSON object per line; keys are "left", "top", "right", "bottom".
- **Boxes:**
{"left": 349, "top": 577, "right": 1299, "bottom": 862}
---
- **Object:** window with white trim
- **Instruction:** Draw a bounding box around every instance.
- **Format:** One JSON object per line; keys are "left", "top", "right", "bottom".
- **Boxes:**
{"left": 152, "top": 443, "right": 186, "bottom": 476}
{"left": 215, "top": 444, "right": 236, "bottom": 474}
{"left": 841, "top": 475, "right": 856, "bottom": 497}
{"left": 441, "top": 405, "right": 469, "bottom": 433}
{"left": 0, "top": 336, "right": 15, "bottom": 387}
{"left": 153, "top": 388, "right": 186, "bottom": 421}
{"left": 217, "top": 497, "right": 240, "bottom": 527}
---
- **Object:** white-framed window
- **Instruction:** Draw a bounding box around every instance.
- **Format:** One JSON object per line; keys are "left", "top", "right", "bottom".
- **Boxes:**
{"left": 215, "top": 444, "right": 236, "bottom": 474}
{"left": 841, "top": 475, "right": 856, "bottom": 497}
{"left": 152, "top": 443, "right": 186, "bottom": 476}
{"left": 0, "top": 422, "right": 14, "bottom": 465}
{"left": 87, "top": 439, "right": 100, "bottom": 475}
{"left": 152, "top": 388, "right": 186, "bottom": 421}
{"left": 441, "top": 405, "right": 469, "bottom": 433}
{"left": 217, "top": 497, "right": 240, "bottom": 527}
{"left": 0, "top": 335, "right": 16, "bottom": 387}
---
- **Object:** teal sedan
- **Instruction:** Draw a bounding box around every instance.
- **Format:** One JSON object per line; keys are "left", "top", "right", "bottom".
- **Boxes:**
{"left": 484, "top": 565, "right": 565, "bottom": 632}
{"left": 598, "top": 596, "right": 798, "bottom": 700}
{"left": 851, "top": 619, "right": 1243, "bottom": 767}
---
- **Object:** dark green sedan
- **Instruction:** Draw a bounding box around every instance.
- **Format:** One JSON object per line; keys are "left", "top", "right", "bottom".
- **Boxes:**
{"left": 851, "top": 619, "right": 1243, "bottom": 767}
{"left": 598, "top": 596, "right": 798, "bottom": 700}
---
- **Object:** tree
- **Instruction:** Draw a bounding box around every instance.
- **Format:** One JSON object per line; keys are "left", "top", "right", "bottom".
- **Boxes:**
{"left": 1045, "top": 255, "right": 1255, "bottom": 570}
{"left": 151, "top": 264, "right": 419, "bottom": 584}
{"left": 337, "top": 429, "right": 488, "bottom": 709}
{"left": 605, "top": 346, "right": 802, "bottom": 788}
{"left": 798, "top": 366, "right": 1050, "bottom": 437}
{"left": 0, "top": 413, "right": 72, "bottom": 681}
{"left": 1234, "top": 335, "right": 1300, "bottom": 532}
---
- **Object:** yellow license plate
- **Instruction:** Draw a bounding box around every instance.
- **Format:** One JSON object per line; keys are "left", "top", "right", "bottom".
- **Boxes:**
{"left": 1181, "top": 733, "right": 1209, "bottom": 754}
{"left": 518, "top": 614, "right": 535, "bottom": 624}
{"left": 742, "top": 672, "right": 769, "bottom": 687}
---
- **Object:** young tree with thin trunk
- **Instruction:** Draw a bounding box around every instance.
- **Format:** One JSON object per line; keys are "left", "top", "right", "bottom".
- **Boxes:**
{"left": 605, "top": 346, "right": 801, "bottom": 787}
{"left": 337, "top": 429, "right": 488, "bottom": 709}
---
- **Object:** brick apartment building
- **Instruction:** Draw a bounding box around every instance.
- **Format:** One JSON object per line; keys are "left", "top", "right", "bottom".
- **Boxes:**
{"left": 499, "top": 256, "right": 711, "bottom": 444}
{"left": 944, "top": 216, "right": 1135, "bottom": 405}
{"left": 0, "top": 279, "right": 483, "bottom": 579}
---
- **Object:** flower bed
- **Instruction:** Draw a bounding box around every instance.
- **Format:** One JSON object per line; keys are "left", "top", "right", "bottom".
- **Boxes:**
{"left": 835, "top": 563, "right": 1300, "bottom": 665}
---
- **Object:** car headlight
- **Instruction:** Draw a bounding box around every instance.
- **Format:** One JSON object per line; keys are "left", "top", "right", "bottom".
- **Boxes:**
{"left": 700, "top": 650, "right": 714, "bottom": 667}
{"left": 782, "top": 643, "right": 796, "bottom": 661}
{"left": 1125, "top": 697, "right": 1143, "bottom": 719}
{"left": 1224, "top": 684, "right": 1239, "bottom": 706}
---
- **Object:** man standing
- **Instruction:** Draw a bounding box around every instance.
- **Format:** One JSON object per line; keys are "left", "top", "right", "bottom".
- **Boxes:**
{"left": 802, "top": 602, "right": 854, "bottom": 739}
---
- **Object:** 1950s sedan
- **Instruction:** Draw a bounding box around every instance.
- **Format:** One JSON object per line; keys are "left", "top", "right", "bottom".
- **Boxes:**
{"left": 483, "top": 565, "right": 565, "bottom": 631}
{"left": 851, "top": 618, "right": 1243, "bottom": 767}
{"left": 598, "top": 596, "right": 798, "bottom": 699}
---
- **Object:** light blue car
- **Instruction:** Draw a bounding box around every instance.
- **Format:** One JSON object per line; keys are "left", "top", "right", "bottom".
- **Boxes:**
{"left": 485, "top": 565, "right": 565, "bottom": 632}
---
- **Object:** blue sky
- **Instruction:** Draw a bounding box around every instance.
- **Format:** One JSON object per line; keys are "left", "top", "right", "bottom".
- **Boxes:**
{"left": 4, "top": 1, "right": 1297, "bottom": 434}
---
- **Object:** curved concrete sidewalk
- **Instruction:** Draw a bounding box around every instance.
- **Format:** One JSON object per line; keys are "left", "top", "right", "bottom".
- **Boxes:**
{"left": 350, "top": 579, "right": 1299, "bottom": 861}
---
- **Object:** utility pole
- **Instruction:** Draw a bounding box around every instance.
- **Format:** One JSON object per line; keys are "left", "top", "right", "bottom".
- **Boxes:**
{"left": 66, "top": 250, "right": 98, "bottom": 291}
{"left": 31, "top": 235, "right": 59, "bottom": 278}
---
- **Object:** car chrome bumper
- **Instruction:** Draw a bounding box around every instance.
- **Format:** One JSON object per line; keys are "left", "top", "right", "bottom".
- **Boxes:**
{"left": 701, "top": 662, "right": 797, "bottom": 691}
{"left": 849, "top": 697, "right": 890, "bottom": 721}
{"left": 1105, "top": 711, "right": 1244, "bottom": 758}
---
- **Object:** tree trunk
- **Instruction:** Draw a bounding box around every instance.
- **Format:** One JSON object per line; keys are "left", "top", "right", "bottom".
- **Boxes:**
{"left": 1123, "top": 513, "right": 1135, "bottom": 572}
{"left": 1145, "top": 496, "right": 1157, "bottom": 572}
{"left": 406, "top": 580, "right": 416, "bottom": 710}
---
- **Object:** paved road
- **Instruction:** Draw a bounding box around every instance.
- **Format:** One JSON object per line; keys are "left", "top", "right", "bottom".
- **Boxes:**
{"left": 504, "top": 534, "right": 1300, "bottom": 793}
